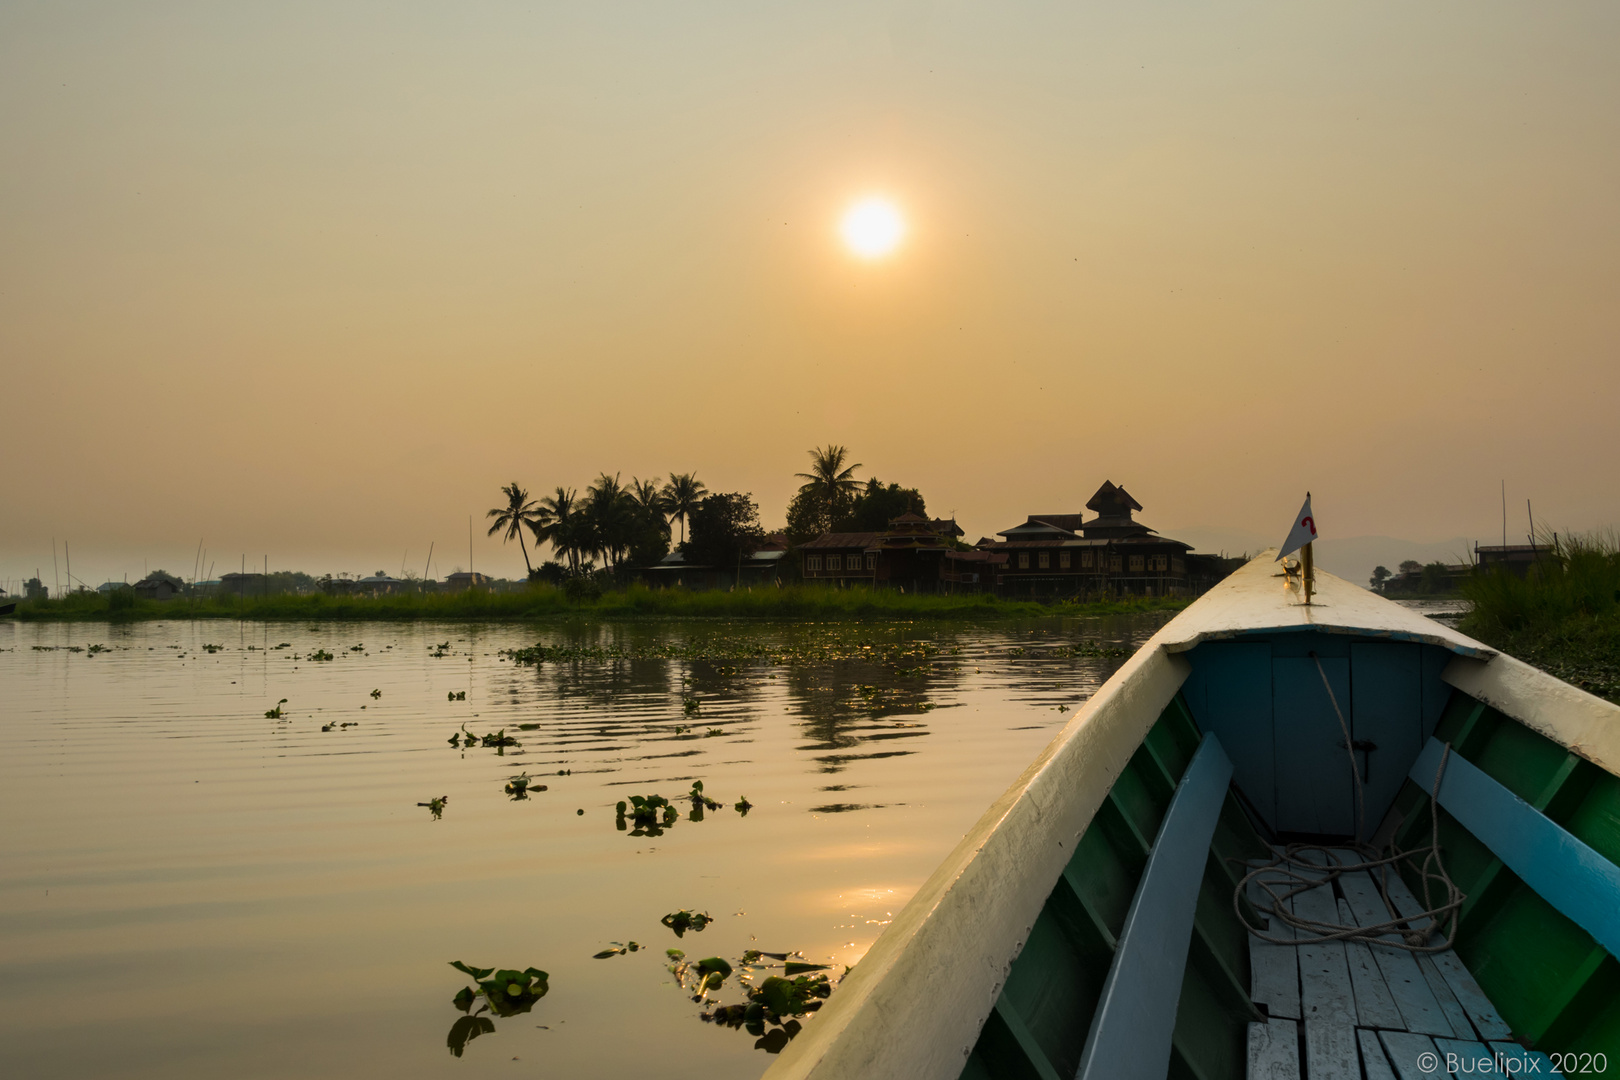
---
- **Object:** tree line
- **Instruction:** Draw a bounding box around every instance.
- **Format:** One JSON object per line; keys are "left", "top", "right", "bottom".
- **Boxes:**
{"left": 486, "top": 445, "right": 931, "bottom": 581}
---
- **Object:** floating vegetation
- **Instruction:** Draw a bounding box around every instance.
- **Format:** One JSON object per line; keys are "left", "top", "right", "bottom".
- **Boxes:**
{"left": 661, "top": 910, "right": 712, "bottom": 937}
{"left": 683, "top": 697, "right": 700, "bottom": 716}
{"left": 501, "top": 634, "right": 948, "bottom": 668}
{"left": 448, "top": 724, "right": 519, "bottom": 751}
{"left": 669, "top": 946, "right": 842, "bottom": 1054}
{"left": 306, "top": 649, "right": 334, "bottom": 662}
{"left": 592, "top": 941, "right": 640, "bottom": 959}
{"left": 87, "top": 643, "right": 110, "bottom": 655}
{"left": 202, "top": 643, "right": 223, "bottom": 653}
{"left": 503, "top": 773, "right": 545, "bottom": 799}
{"left": 734, "top": 796, "right": 754, "bottom": 815}
{"left": 852, "top": 684, "right": 937, "bottom": 715}
{"left": 370, "top": 688, "right": 382, "bottom": 698}
{"left": 617, "top": 794, "right": 678, "bottom": 835}
{"left": 1048, "top": 641, "right": 1131, "bottom": 659}
{"left": 320, "top": 721, "right": 359, "bottom": 732}
{"left": 704, "top": 727, "right": 724, "bottom": 737}
{"left": 445, "top": 961, "right": 549, "bottom": 1058}
{"left": 447, "top": 690, "right": 466, "bottom": 701}
{"left": 613, "top": 781, "right": 733, "bottom": 835}
{"left": 348, "top": 644, "right": 363, "bottom": 652}
{"left": 265, "top": 698, "right": 288, "bottom": 719}
{"left": 673, "top": 724, "right": 691, "bottom": 735}
{"left": 430, "top": 641, "right": 451, "bottom": 657}
{"left": 419, "top": 796, "right": 449, "bottom": 819}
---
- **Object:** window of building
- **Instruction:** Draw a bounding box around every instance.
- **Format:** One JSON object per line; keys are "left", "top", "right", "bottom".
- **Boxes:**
{"left": 806, "top": 555, "right": 822, "bottom": 572}
{"left": 828, "top": 555, "right": 842, "bottom": 572}
{"left": 865, "top": 554, "right": 876, "bottom": 570}
{"left": 1081, "top": 551, "right": 1094, "bottom": 568}
{"left": 1129, "top": 555, "right": 1145, "bottom": 572}
{"left": 1059, "top": 552, "right": 1071, "bottom": 569}
{"left": 1038, "top": 552, "right": 1050, "bottom": 569}
{"left": 1109, "top": 555, "right": 1122, "bottom": 572}
{"left": 1150, "top": 555, "right": 1168, "bottom": 572}
{"left": 1018, "top": 552, "right": 1030, "bottom": 569}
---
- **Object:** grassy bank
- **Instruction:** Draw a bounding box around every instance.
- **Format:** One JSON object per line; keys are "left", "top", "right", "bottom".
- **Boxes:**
{"left": 1459, "top": 531, "right": 1620, "bottom": 704}
{"left": 8, "top": 582, "right": 1193, "bottom": 623}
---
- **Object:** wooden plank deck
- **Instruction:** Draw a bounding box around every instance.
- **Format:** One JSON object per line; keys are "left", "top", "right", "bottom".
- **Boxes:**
{"left": 1248, "top": 871, "right": 1301, "bottom": 1021}
{"left": 1243, "top": 848, "right": 1562, "bottom": 1079}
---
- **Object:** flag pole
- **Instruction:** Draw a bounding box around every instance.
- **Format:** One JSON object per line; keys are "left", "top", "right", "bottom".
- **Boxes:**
{"left": 1301, "top": 540, "right": 1314, "bottom": 605}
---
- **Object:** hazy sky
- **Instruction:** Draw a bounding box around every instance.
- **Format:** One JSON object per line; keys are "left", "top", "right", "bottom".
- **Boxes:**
{"left": 3, "top": 1, "right": 1616, "bottom": 585}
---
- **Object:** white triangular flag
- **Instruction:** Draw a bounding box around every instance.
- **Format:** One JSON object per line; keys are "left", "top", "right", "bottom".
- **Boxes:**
{"left": 1276, "top": 493, "right": 1317, "bottom": 561}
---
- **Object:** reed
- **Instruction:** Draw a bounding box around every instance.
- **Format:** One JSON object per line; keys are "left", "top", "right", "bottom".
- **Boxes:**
{"left": 1461, "top": 530, "right": 1620, "bottom": 633}
{"left": 1460, "top": 530, "right": 1620, "bottom": 703}
{"left": 11, "top": 582, "right": 1192, "bottom": 623}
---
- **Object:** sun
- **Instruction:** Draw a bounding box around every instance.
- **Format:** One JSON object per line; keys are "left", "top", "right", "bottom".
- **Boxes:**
{"left": 839, "top": 197, "right": 905, "bottom": 259}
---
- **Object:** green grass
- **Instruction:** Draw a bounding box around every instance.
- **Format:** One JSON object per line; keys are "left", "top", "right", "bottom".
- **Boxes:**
{"left": 10, "top": 583, "right": 1193, "bottom": 623}
{"left": 1460, "top": 530, "right": 1620, "bottom": 704}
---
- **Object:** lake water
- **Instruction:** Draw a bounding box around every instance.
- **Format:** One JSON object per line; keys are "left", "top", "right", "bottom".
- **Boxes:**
{"left": 0, "top": 614, "right": 1171, "bottom": 1079}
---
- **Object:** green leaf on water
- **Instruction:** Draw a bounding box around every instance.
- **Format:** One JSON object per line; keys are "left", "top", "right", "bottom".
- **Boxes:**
{"left": 450, "top": 961, "right": 494, "bottom": 980}
{"left": 784, "top": 961, "right": 830, "bottom": 975}
{"left": 695, "top": 957, "right": 732, "bottom": 979}
{"left": 661, "top": 909, "right": 713, "bottom": 937}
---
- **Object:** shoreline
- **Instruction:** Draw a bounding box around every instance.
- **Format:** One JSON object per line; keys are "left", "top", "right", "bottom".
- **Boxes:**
{"left": 5, "top": 584, "right": 1194, "bottom": 624}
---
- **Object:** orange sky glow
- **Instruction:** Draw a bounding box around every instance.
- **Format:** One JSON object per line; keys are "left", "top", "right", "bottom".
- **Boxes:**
{"left": 2, "top": 2, "right": 1616, "bottom": 584}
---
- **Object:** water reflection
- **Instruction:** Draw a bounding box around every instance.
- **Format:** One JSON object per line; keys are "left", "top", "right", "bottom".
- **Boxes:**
{"left": 1, "top": 613, "right": 1176, "bottom": 1080}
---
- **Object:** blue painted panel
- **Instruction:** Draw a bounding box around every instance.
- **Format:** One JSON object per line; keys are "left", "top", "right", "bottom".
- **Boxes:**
{"left": 1275, "top": 657, "right": 1354, "bottom": 836}
{"left": 1410, "top": 738, "right": 1620, "bottom": 959}
{"left": 1420, "top": 645, "right": 1451, "bottom": 741}
{"left": 1076, "top": 734, "right": 1234, "bottom": 1080}
{"left": 1351, "top": 643, "right": 1425, "bottom": 834}
{"left": 1266, "top": 631, "right": 1353, "bottom": 659}
{"left": 1183, "top": 642, "right": 1275, "bottom": 828}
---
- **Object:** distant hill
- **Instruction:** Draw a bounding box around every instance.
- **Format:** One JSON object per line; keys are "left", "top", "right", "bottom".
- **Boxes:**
{"left": 1166, "top": 527, "right": 1475, "bottom": 591}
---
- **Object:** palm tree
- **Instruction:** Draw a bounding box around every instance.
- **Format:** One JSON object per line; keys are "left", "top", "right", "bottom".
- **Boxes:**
{"left": 529, "top": 487, "right": 580, "bottom": 573}
{"left": 795, "top": 445, "right": 863, "bottom": 525}
{"left": 631, "top": 476, "right": 670, "bottom": 538}
{"left": 486, "top": 482, "right": 542, "bottom": 577}
{"left": 631, "top": 476, "right": 665, "bottom": 521}
{"left": 661, "top": 472, "right": 707, "bottom": 545}
{"left": 585, "top": 472, "right": 635, "bottom": 569}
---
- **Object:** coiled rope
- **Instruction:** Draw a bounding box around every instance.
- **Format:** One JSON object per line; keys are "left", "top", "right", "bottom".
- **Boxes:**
{"left": 1230, "top": 652, "right": 1465, "bottom": 954}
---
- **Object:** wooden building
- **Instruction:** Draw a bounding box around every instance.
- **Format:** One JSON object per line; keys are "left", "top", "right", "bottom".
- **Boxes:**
{"left": 133, "top": 573, "right": 182, "bottom": 601}
{"left": 978, "top": 481, "right": 1200, "bottom": 597}
{"left": 799, "top": 514, "right": 965, "bottom": 591}
{"left": 1473, "top": 543, "right": 1548, "bottom": 579}
{"left": 644, "top": 534, "right": 789, "bottom": 589}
